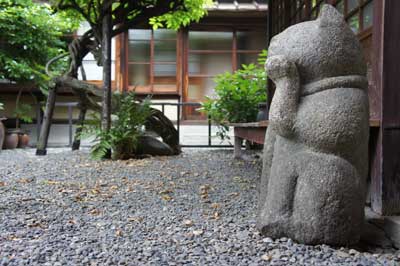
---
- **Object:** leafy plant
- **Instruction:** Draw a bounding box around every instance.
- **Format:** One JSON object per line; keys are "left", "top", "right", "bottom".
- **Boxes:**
{"left": 81, "top": 92, "right": 151, "bottom": 160}
{"left": 13, "top": 89, "right": 33, "bottom": 129}
{"left": 200, "top": 50, "right": 268, "bottom": 140}
{"left": 0, "top": 102, "right": 3, "bottom": 111}
{"left": 14, "top": 103, "right": 32, "bottom": 124}
{"left": 0, "top": 0, "right": 80, "bottom": 92}
{"left": 149, "top": 0, "right": 213, "bottom": 30}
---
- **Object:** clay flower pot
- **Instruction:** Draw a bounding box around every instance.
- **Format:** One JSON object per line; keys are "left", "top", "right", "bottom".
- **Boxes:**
{"left": 3, "top": 129, "right": 19, "bottom": 149}
{"left": 18, "top": 132, "right": 30, "bottom": 148}
{"left": 256, "top": 102, "right": 268, "bottom": 121}
{"left": 0, "top": 118, "right": 5, "bottom": 150}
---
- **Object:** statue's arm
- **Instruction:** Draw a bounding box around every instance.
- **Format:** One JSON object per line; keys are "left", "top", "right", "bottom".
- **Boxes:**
{"left": 266, "top": 56, "right": 300, "bottom": 138}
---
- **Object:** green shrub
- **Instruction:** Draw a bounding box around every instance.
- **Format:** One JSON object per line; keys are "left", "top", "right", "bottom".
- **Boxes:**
{"left": 14, "top": 103, "right": 33, "bottom": 123}
{"left": 81, "top": 92, "right": 151, "bottom": 160}
{"left": 200, "top": 50, "right": 267, "bottom": 140}
{"left": 0, "top": 0, "right": 80, "bottom": 92}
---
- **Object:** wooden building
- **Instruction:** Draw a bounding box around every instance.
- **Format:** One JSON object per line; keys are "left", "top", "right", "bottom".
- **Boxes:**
{"left": 110, "top": 0, "right": 268, "bottom": 120}
{"left": 1, "top": 0, "right": 268, "bottom": 122}
{"left": 267, "top": 0, "right": 400, "bottom": 216}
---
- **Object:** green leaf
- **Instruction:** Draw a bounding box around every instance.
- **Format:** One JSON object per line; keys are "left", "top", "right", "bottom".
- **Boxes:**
{"left": 0, "top": 0, "right": 81, "bottom": 91}
{"left": 81, "top": 92, "right": 151, "bottom": 160}
{"left": 200, "top": 51, "right": 268, "bottom": 140}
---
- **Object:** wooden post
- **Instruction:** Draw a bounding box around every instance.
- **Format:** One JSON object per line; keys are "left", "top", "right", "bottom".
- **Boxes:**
{"left": 120, "top": 32, "right": 129, "bottom": 92}
{"left": 71, "top": 105, "right": 87, "bottom": 151}
{"left": 370, "top": 0, "right": 400, "bottom": 215}
{"left": 234, "top": 135, "right": 243, "bottom": 159}
{"left": 266, "top": 0, "right": 275, "bottom": 119}
{"left": 284, "top": 0, "right": 291, "bottom": 28}
{"left": 101, "top": 1, "right": 112, "bottom": 158}
{"left": 267, "top": 0, "right": 273, "bottom": 41}
{"left": 304, "top": 0, "right": 311, "bottom": 20}
{"left": 36, "top": 86, "right": 57, "bottom": 155}
{"left": 115, "top": 34, "right": 121, "bottom": 91}
{"left": 123, "top": 31, "right": 129, "bottom": 92}
{"left": 182, "top": 28, "right": 189, "bottom": 120}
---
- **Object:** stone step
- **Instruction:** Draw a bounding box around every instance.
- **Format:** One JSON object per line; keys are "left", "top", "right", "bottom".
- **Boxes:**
{"left": 364, "top": 207, "right": 400, "bottom": 249}
{"left": 384, "top": 216, "right": 400, "bottom": 249}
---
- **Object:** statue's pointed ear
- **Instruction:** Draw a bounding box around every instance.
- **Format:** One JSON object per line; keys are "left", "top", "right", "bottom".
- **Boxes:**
{"left": 318, "top": 4, "right": 345, "bottom": 27}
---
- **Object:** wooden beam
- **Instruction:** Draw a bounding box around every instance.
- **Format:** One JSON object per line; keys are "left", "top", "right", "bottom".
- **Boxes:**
{"left": 123, "top": 31, "right": 129, "bottom": 92}
{"left": 266, "top": 0, "right": 274, "bottom": 117}
{"left": 232, "top": 30, "right": 237, "bottom": 71}
{"left": 177, "top": 30, "right": 183, "bottom": 96}
{"left": 234, "top": 127, "right": 266, "bottom": 144}
{"left": 150, "top": 30, "right": 154, "bottom": 93}
{"left": 370, "top": 0, "right": 400, "bottom": 215}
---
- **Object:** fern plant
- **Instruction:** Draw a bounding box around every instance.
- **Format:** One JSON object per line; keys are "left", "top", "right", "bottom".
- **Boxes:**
{"left": 81, "top": 92, "right": 151, "bottom": 160}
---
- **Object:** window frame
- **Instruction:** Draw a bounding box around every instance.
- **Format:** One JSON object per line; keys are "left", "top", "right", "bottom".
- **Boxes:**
{"left": 185, "top": 27, "right": 266, "bottom": 96}
{"left": 126, "top": 28, "right": 180, "bottom": 94}
{"left": 333, "top": 0, "right": 373, "bottom": 35}
{"left": 270, "top": 0, "right": 373, "bottom": 37}
{"left": 182, "top": 26, "right": 266, "bottom": 119}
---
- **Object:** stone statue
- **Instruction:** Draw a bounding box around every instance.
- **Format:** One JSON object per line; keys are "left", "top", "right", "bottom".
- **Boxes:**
{"left": 257, "top": 4, "right": 369, "bottom": 245}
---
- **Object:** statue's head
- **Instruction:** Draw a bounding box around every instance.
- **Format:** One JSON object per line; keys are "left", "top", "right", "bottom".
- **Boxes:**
{"left": 268, "top": 4, "right": 366, "bottom": 85}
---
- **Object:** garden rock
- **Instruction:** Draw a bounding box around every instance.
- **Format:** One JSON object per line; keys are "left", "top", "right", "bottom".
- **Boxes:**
{"left": 136, "top": 135, "right": 175, "bottom": 156}
{"left": 258, "top": 4, "right": 370, "bottom": 245}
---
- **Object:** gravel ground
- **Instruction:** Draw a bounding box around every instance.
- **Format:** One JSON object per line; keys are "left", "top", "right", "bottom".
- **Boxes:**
{"left": 0, "top": 148, "right": 399, "bottom": 266}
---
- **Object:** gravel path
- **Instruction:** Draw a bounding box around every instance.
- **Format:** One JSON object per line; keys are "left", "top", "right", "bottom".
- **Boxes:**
{"left": 0, "top": 149, "right": 399, "bottom": 266}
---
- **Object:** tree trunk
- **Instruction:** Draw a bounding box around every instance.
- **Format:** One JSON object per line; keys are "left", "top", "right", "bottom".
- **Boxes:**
{"left": 36, "top": 86, "right": 57, "bottom": 155}
{"left": 35, "top": 2, "right": 182, "bottom": 157}
{"left": 101, "top": 2, "right": 112, "bottom": 158}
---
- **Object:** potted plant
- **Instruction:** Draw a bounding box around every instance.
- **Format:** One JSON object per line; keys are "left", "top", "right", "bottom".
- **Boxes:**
{"left": 3, "top": 89, "right": 33, "bottom": 149}
{"left": 199, "top": 52, "right": 267, "bottom": 141}
{"left": 13, "top": 101, "right": 32, "bottom": 148}
{"left": 256, "top": 50, "right": 269, "bottom": 122}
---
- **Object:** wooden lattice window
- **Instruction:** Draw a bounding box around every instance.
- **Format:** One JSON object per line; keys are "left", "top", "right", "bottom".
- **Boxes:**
{"left": 288, "top": 0, "right": 309, "bottom": 24}
{"left": 186, "top": 29, "right": 266, "bottom": 103}
{"left": 184, "top": 28, "right": 266, "bottom": 119}
{"left": 311, "top": 0, "right": 373, "bottom": 34}
{"left": 127, "top": 29, "right": 179, "bottom": 94}
{"left": 335, "top": 0, "right": 373, "bottom": 34}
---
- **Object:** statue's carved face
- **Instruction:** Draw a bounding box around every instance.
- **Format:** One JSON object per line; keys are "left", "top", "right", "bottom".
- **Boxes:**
{"left": 268, "top": 5, "right": 366, "bottom": 85}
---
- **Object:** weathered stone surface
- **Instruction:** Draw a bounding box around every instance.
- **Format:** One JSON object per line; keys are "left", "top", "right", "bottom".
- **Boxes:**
{"left": 112, "top": 135, "right": 175, "bottom": 160}
{"left": 384, "top": 216, "right": 400, "bottom": 249}
{"left": 136, "top": 135, "right": 175, "bottom": 156}
{"left": 258, "top": 4, "right": 370, "bottom": 245}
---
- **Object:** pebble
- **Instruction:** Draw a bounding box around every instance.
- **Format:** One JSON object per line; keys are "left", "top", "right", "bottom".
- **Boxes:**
{"left": 0, "top": 148, "right": 398, "bottom": 265}
{"left": 262, "top": 237, "right": 273, "bottom": 243}
{"left": 336, "top": 250, "right": 351, "bottom": 258}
